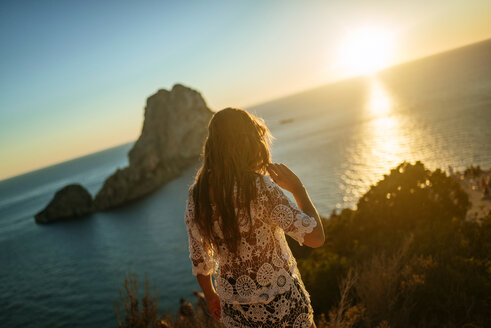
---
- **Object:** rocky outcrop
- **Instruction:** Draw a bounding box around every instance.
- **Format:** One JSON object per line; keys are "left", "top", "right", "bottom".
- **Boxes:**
{"left": 35, "top": 184, "right": 94, "bottom": 223}
{"left": 34, "top": 84, "right": 213, "bottom": 222}
{"left": 93, "top": 84, "right": 213, "bottom": 210}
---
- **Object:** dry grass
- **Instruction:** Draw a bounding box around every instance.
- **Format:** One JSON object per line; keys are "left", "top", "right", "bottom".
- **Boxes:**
{"left": 114, "top": 273, "right": 161, "bottom": 328}
{"left": 317, "top": 268, "right": 366, "bottom": 328}
{"left": 355, "top": 235, "right": 414, "bottom": 325}
{"left": 317, "top": 235, "right": 430, "bottom": 328}
{"left": 114, "top": 273, "right": 224, "bottom": 328}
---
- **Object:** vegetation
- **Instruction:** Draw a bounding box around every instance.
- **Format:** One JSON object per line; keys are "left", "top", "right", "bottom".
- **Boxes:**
{"left": 114, "top": 273, "right": 224, "bottom": 328}
{"left": 293, "top": 161, "right": 491, "bottom": 328}
{"left": 114, "top": 161, "right": 491, "bottom": 327}
{"left": 114, "top": 273, "right": 162, "bottom": 328}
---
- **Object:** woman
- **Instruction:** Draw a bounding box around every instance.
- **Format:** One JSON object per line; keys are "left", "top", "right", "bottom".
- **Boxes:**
{"left": 184, "top": 108, "right": 325, "bottom": 328}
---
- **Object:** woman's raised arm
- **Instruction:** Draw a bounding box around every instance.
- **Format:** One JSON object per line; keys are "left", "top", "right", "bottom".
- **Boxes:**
{"left": 266, "top": 163, "right": 325, "bottom": 248}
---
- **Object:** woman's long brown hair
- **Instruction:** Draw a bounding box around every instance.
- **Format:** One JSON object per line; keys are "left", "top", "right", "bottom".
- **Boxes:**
{"left": 191, "top": 108, "right": 273, "bottom": 254}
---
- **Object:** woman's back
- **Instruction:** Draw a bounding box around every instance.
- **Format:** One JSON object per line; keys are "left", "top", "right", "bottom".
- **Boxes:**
{"left": 185, "top": 173, "right": 318, "bottom": 308}
{"left": 184, "top": 108, "right": 322, "bottom": 327}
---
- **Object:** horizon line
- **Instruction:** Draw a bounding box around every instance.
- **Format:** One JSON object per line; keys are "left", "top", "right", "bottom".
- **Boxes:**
{"left": 242, "top": 36, "right": 491, "bottom": 110}
{"left": 2, "top": 36, "right": 490, "bottom": 183}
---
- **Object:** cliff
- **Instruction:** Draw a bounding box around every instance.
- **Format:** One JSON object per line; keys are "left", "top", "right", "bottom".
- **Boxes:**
{"left": 94, "top": 84, "right": 212, "bottom": 210}
{"left": 35, "top": 84, "right": 213, "bottom": 222}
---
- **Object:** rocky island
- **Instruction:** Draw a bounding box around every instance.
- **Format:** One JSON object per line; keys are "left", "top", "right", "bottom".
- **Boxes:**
{"left": 35, "top": 84, "right": 213, "bottom": 223}
{"left": 34, "top": 184, "right": 95, "bottom": 223}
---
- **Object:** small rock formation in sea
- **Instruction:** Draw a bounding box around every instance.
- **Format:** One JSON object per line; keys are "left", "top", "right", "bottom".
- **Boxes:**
{"left": 34, "top": 184, "right": 94, "bottom": 223}
{"left": 35, "top": 84, "right": 213, "bottom": 222}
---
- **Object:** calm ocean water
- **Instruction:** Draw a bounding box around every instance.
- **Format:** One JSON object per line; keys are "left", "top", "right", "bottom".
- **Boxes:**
{"left": 1, "top": 40, "right": 490, "bottom": 327}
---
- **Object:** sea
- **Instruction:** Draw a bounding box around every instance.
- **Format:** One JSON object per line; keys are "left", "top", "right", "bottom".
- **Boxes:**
{"left": 1, "top": 39, "right": 490, "bottom": 327}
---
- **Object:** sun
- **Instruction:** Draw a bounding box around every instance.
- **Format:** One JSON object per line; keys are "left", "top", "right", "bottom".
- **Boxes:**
{"left": 336, "top": 27, "right": 394, "bottom": 76}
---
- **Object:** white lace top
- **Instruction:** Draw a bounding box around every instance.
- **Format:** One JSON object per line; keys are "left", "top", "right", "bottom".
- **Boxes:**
{"left": 184, "top": 174, "right": 318, "bottom": 305}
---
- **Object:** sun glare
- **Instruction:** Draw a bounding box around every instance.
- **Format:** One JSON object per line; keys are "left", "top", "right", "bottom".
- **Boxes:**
{"left": 336, "top": 27, "right": 394, "bottom": 76}
{"left": 367, "top": 78, "right": 391, "bottom": 115}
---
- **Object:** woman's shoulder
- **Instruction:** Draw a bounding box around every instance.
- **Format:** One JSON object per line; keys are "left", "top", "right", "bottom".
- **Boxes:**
{"left": 254, "top": 173, "right": 279, "bottom": 193}
{"left": 253, "top": 173, "right": 285, "bottom": 206}
{"left": 254, "top": 172, "right": 274, "bottom": 185}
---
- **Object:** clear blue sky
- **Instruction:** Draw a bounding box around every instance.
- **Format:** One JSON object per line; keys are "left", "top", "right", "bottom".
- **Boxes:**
{"left": 1, "top": 0, "right": 490, "bottom": 180}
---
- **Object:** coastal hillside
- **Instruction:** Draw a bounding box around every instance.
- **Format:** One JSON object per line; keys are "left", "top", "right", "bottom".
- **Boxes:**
{"left": 114, "top": 161, "right": 491, "bottom": 328}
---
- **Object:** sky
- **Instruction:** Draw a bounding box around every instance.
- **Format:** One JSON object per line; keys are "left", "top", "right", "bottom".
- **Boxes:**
{"left": 1, "top": 0, "right": 490, "bottom": 181}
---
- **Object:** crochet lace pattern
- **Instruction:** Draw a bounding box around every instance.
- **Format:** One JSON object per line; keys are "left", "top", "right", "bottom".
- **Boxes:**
{"left": 185, "top": 174, "right": 317, "bottom": 327}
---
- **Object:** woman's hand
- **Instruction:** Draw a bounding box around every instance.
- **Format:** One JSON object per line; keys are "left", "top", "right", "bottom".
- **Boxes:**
{"left": 267, "top": 162, "right": 325, "bottom": 248}
{"left": 206, "top": 291, "right": 221, "bottom": 321}
{"left": 267, "top": 163, "right": 304, "bottom": 194}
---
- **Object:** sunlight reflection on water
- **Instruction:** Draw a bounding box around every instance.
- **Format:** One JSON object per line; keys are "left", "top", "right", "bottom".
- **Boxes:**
{"left": 340, "top": 77, "right": 416, "bottom": 207}
{"left": 260, "top": 74, "right": 491, "bottom": 214}
{"left": 363, "top": 78, "right": 410, "bottom": 174}
{"left": 366, "top": 77, "right": 391, "bottom": 116}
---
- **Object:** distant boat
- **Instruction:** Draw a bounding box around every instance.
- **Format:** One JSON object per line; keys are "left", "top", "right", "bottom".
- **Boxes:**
{"left": 280, "top": 118, "right": 295, "bottom": 124}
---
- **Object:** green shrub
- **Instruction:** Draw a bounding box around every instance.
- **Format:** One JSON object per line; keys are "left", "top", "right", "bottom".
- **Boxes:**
{"left": 294, "top": 161, "right": 490, "bottom": 327}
